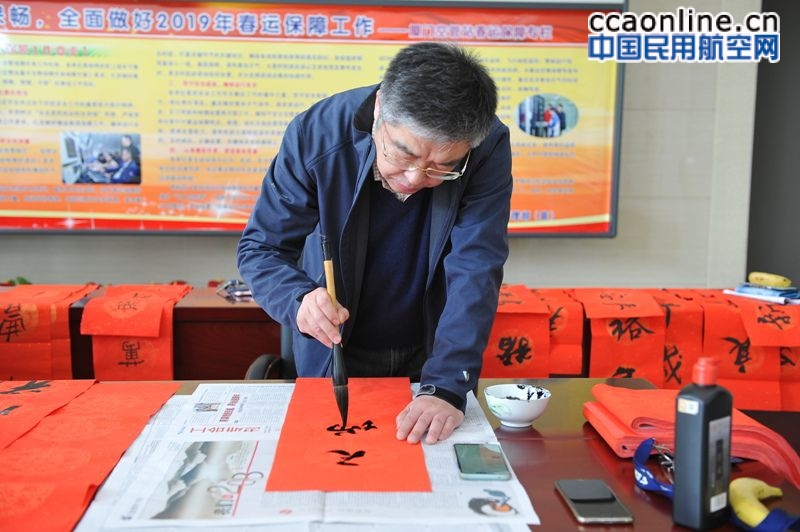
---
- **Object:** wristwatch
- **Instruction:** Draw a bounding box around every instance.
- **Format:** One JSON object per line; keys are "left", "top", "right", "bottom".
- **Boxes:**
{"left": 415, "top": 384, "right": 437, "bottom": 398}
{"left": 414, "top": 384, "right": 465, "bottom": 411}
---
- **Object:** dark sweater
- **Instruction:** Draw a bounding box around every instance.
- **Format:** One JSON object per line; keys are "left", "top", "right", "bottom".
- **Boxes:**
{"left": 348, "top": 177, "right": 431, "bottom": 348}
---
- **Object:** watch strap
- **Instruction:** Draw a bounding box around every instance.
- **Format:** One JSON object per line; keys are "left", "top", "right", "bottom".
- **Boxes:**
{"left": 415, "top": 384, "right": 465, "bottom": 411}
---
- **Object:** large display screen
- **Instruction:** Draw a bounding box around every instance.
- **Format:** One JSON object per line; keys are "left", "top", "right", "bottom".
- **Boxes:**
{"left": 0, "top": 1, "right": 623, "bottom": 235}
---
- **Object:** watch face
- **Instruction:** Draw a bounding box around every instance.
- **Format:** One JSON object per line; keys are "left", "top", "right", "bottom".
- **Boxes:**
{"left": 417, "top": 384, "right": 436, "bottom": 396}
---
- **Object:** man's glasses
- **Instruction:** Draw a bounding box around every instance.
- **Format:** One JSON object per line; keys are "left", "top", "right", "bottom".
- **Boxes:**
{"left": 379, "top": 121, "right": 470, "bottom": 181}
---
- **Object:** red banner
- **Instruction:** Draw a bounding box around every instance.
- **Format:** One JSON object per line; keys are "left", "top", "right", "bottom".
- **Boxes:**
{"left": 0, "top": 1, "right": 621, "bottom": 235}
{"left": 267, "top": 378, "right": 430, "bottom": 492}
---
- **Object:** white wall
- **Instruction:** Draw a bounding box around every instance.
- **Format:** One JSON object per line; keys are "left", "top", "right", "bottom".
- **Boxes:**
{"left": 505, "top": 0, "right": 760, "bottom": 288}
{"left": 0, "top": 0, "right": 760, "bottom": 289}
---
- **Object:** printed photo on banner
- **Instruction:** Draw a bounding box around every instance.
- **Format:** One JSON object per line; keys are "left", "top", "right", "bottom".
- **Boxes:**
{"left": 60, "top": 132, "right": 141, "bottom": 185}
{"left": 516, "top": 94, "right": 578, "bottom": 139}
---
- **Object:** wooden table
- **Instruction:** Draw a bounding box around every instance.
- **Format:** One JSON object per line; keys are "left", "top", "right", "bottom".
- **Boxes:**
{"left": 476, "top": 378, "right": 800, "bottom": 530}
{"left": 69, "top": 287, "right": 280, "bottom": 379}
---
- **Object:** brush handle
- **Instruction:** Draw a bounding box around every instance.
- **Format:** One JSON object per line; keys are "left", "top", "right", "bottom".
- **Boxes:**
{"left": 321, "top": 235, "right": 338, "bottom": 304}
{"left": 323, "top": 259, "right": 337, "bottom": 303}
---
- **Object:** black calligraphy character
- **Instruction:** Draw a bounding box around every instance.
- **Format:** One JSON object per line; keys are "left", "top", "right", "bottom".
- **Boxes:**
{"left": 780, "top": 347, "right": 796, "bottom": 368}
{"left": 756, "top": 305, "right": 792, "bottom": 330}
{"left": 327, "top": 420, "right": 379, "bottom": 436}
{"left": 329, "top": 449, "right": 365, "bottom": 466}
{"left": 599, "top": 293, "right": 637, "bottom": 311}
{"left": 612, "top": 366, "right": 636, "bottom": 378}
{"left": 361, "top": 420, "right": 377, "bottom": 432}
{"left": 115, "top": 292, "right": 153, "bottom": 313}
{"left": 0, "top": 380, "right": 51, "bottom": 394}
{"left": 660, "top": 303, "right": 677, "bottom": 328}
{"left": 549, "top": 306, "right": 563, "bottom": 333}
{"left": 327, "top": 424, "right": 358, "bottom": 435}
{"left": 663, "top": 344, "right": 682, "bottom": 385}
{"left": 116, "top": 299, "right": 138, "bottom": 312}
{"left": 0, "top": 405, "right": 20, "bottom": 415}
{"left": 496, "top": 336, "right": 532, "bottom": 366}
{"left": 118, "top": 340, "right": 144, "bottom": 367}
{"left": 1, "top": 303, "right": 25, "bottom": 342}
{"left": 498, "top": 290, "right": 523, "bottom": 306}
{"left": 609, "top": 318, "right": 654, "bottom": 341}
{"left": 724, "top": 336, "right": 751, "bottom": 374}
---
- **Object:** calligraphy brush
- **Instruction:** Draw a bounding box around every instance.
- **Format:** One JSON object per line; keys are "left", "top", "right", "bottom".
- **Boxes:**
{"left": 321, "top": 235, "right": 349, "bottom": 428}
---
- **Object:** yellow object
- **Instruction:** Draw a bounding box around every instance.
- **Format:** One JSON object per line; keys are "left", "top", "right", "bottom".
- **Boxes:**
{"left": 747, "top": 271, "right": 793, "bottom": 288}
{"left": 728, "top": 477, "right": 783, "bottom": 528}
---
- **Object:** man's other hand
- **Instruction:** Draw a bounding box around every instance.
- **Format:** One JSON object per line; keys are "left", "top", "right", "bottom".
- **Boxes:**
{"left": 396, "top": 395, "right": 464, "bottom": 444}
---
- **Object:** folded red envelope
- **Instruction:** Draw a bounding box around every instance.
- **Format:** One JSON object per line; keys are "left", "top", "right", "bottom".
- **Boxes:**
{"left": 80, "top": 285, "right": 192, "bottom": 380}
{"left": 583, "top": 383, "right": 800, "bottom": 489}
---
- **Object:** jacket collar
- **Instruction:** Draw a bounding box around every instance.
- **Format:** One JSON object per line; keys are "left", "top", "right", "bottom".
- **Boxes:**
{"left": 354, "top": 85, "right": 379, "bottom": 134}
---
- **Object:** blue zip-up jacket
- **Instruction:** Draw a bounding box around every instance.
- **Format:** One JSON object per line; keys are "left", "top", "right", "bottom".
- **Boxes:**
{"left": 237, "top": 85, "right": 512, "bottom": 407}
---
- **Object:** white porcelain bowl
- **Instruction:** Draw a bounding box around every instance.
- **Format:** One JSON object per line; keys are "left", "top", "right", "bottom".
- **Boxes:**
{"left": 484, "top": 384, "right": 551, "bottom": 428}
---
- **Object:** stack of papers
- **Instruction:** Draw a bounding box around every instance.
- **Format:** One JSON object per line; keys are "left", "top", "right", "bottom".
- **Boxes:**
{"left": 724, "top": 283, "right": 800, "bottom": 304}
{"left": 583, "top": 383, "right": 800, "bottom": 489}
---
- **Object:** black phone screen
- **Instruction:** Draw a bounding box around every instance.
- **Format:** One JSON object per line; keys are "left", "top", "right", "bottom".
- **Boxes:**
{"left": 554, "top": 479, "right": 634, "bottom": 524}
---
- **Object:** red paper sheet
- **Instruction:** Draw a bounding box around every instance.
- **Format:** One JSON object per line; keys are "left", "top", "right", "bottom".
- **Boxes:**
{"left": 0, "top": 380, "right": 179, "bottom": 532}
{"left": 482, "top": 284, "right": 551, "bottom": 378}
{"left": 574, "top": 289, "right": 665, "bottom": 384}
{"left": 80, "top": 285, "right": 191, "bottom": 380}
{"left": 90, "top": 306, "right": 176, "bottom": 380}
{"left": 648, "top": 289, "right": 704, "bottom": 389}
{"left": 588, "top": 316, "right": 666, "bottom": 383}
{"left": 667, "top": 288, "right": 729, "bottom": 306}
{"left": 740, "top": 301, "right": 800, "bottom": 347}
{"left": 0, "top": 379, "right": 95, "bottom": 450}
{"left": 0, "top": 284, "right": 99, "bottom": 379}
{"left": 0, "top": 343, "right": 51, "bottom": 380}
{"left": 267, "top": 378, "right": 431, "bottom": 492}
{"left": 700, "top": 296, "right": 781, "bottom": 410}
{"left": 530, "top": 288, "right": 585, "bottom": 376}
{"left": 781, "top": 346, "right": 800, "bottom": 384}
{"left": 576, "top": 288, "right": 664, "bottom": 319}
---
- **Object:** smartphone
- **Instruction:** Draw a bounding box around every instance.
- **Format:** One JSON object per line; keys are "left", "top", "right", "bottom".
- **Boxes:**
{"left": 554, "top": 479, "right": 634, "bottom": 524}
{"left": 454, "top": 443, "right": 512, "bottom": 481}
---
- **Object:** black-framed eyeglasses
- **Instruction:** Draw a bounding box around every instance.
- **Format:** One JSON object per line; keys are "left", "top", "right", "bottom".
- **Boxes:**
{"left": 379, "top": 120, "right": 470, "bottom": 181}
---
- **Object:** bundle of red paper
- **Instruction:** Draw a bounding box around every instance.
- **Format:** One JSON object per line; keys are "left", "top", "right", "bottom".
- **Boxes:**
{"left": 0, "top": 380, "right": 179, "bottom": 531}
{"left": 583, "top": 383, "right": 800, "bottom": 489}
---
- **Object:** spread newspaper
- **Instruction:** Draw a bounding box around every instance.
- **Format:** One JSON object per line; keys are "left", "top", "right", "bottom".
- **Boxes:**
{"left": 76, "top": 382, "right": 539, "bottom": 531}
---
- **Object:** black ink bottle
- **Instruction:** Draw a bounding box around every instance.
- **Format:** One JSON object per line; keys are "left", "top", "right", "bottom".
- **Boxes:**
{"left": 672, "top": 356, "right": 733, "bottom": 530}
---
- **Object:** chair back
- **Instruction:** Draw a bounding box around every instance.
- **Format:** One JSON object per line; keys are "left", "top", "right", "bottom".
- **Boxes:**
{"left": 280, "top": 325, "right": 297, "bottom": 379}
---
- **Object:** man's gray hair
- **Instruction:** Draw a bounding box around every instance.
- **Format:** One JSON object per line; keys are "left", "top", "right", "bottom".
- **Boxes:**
{"left": 380, "top": 42, "right": 498, "bottom": 148}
